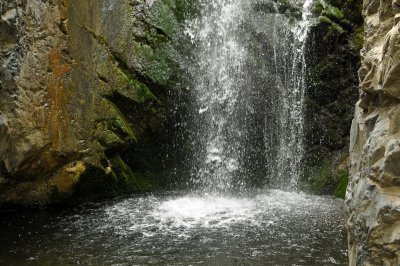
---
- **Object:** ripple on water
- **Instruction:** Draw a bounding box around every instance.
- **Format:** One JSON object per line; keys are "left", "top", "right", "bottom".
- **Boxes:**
{"left": 0, "top": 189, "right": 348, "bottom": 265}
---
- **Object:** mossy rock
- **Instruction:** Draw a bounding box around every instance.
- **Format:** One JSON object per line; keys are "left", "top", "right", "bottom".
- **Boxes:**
{"left": 303, "top": 0, "right": 361, "bottom": 198}
{"left": 96, "top": 99, "right": 137, "bottom": 149}
{"left": 335, "top": 171, "right": 349, "bottom": 198}
{"left": 147, "top": 0, "right": 179, "bottom": 38}
{"left": 64, "top": 153, "right": 160, "bottom": 204}
{"left": 318, "top": 15, "right": 333, "bottom": 25}
{"left": 312, "top": 1, "right": 324, "bottom": 15}
{"left": 306, "top": 159, "right": 334, "bottom": 194}
{"left": 302, "top": 152, "right": 350, "bottom": 196}
{"left": 109, "top": 154, "right": 158, "bottom": 192}
{"left": 352, "top": 26, "right": 364, "bottom": 52}
{"left": 317, "top": 16, "right": 345, "bottom": 34}
{"left": 117, "top": 67, "right": 160, "bottom": 104}
{"left": 72, "top": 164, "right": 119, "bottom": 201}
{"left": 51, "top": 161, "right": 86, "bottom": 195}
{"left": 322, "top": 5, "right": 344, "bottom": 20}
{"left": 329, "top": 23, "right": 345, "bottom": 34}
{"left": 335, "top": 0, "right": 363, "bottom": 25}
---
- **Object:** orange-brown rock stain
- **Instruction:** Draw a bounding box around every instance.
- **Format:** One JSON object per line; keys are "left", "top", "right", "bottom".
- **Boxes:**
{"left": 46, "top": 46, "right": 74, "bottom": 152}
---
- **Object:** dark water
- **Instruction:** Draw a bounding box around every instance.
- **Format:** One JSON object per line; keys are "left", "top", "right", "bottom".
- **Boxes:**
{"left": 0, "top": 189, "right": 347, "bottom": 265}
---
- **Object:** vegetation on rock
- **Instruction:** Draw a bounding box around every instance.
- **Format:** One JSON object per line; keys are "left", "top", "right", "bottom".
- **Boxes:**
{"left": 302, "top": 0, "right": 363, "bottom": 197}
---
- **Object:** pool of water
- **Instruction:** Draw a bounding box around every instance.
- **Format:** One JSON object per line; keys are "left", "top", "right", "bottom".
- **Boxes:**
{"left": 0, "top": 189, "right": 348, "bottom": 265}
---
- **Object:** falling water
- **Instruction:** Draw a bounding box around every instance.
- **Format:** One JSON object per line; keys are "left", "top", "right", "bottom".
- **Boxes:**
{"left": 187, "top": 0, "right": 250, "bottom": 191}
{"left": 187, "top": 0, "right": 314, "bottom": 190}
{"left": 264, "top": 0, "right": 314, "bottom": 189}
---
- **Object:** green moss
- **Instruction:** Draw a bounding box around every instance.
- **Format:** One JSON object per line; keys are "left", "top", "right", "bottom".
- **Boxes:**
{"left": 329, "top": 23, "right": 345, "bottom": 34}
{"left": 118, "top": 68, "right": 160, "bottom": 104}
{"left": 340, "top": 0, "right": 363, "bottom": 25}
{"left": 110, "top": 154, "right": 135, "bottom": 190}
{"left": 153, "top": 1, "right": 177, "bottom": 37}
{"left": 303, "top": 153, "right": 349, "bottom": 196}
{"left": 352, "top": 26, "right": 364, "bottom": 52}
{"left": 335, "top": 171, "right": 349, "bottom": 198}
{"left": 147, "top": 55, "right": 171, "bottom": 86}
{"left": 119, "top": 0, "right": 181, "bottom": 87}
{"left": 303, "top": 0, "right": 361, "bottom": 197}
{"left": 318, "top": 15, "right": 333, "bottom": 24}
{"left": 322, "top": 4, "right": 344, "bottom": 20}
{"left": 313, "top": 1, "right": 324, "bottom": 15}
{"left": 307, "top": 159, "right": 334, "bottom": 194}
{"left": 97, "top": 130, "right": 123, "bottom": 148}
{"left": 110, "top": 154, "right": 158, "bottom": 192}
{"left": 71, "top": 154, "right": 160, "bottom": 203}
{"left": 107, "top": 100, "right": 136, "bottom": 140}
{"left": 131, "top": 42, "right": 171, "bottom": 86}
{"left": 96, "top": 99, "right": 137, "bottom": 148}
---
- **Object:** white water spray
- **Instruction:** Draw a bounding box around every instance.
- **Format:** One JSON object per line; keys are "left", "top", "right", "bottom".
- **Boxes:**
{"left": 187, "top": 0, "right": 250, "bottom": 191}
{"left": 187, "top": 0, "right": 314, "bottom": 191}
{"left": 264, "top": 0, "right": 314, "bottom": 189}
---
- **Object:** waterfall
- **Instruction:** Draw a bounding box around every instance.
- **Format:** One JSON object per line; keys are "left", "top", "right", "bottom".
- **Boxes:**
{"left": 264, "top": 0, "right": 314, "bottom": 190}
{"left": 186, "top": 0, "right": 314, "bottom": 191}
{"left": 187, "top": 0, "right": 250, "bottom": 192}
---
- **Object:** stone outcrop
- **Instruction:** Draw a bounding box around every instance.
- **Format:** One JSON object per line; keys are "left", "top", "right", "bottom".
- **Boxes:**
{"left": 0, "top": 0, "right": 188, "bottom": 207}
{"left": 347, "top": 0, "right": 400, "bottom": 264}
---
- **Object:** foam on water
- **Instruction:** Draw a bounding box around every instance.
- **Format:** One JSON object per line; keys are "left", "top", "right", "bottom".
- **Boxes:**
{"left": 97, "top": 189, "right": 342, "bottom": 239}
{"left": 0, "top": 189, "right": 347, "bottom": 265}
{"left": 151, "top": 190, "right": 331, "bottom": 229}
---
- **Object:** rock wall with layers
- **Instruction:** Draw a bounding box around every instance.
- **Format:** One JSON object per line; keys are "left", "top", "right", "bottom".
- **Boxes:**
{"left": 347, "top": 0, "right": 400, "bottom": 264}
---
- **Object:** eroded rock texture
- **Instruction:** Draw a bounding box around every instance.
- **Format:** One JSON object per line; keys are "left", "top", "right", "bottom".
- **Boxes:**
{"left": 0, "top": 0, "right": 189, "bottom": 206}
{"left": 347, "top": 0, "right": 400, "bottom": 264}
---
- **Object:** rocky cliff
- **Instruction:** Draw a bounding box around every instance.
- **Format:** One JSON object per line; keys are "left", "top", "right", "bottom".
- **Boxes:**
{"left": 347, "top": 0, "right": 400, "bottom": 264}
{"left": 0, "top": 0, "right": 190, "bottom": 207}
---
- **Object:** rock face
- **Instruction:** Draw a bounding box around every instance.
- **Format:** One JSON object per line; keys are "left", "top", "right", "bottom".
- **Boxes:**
{"left": 303, "top": 0, "right": 362, "bottom": 196}
{"left": 347, "top": 0, "right": 400, "bottom": 264}
{"left": 0, "top": 0, "right": 189, "bottom": 206}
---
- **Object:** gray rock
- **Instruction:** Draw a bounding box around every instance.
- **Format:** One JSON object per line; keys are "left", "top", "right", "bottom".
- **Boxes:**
{"left": 348, "top": 0, "right": 400, "bottom": 264}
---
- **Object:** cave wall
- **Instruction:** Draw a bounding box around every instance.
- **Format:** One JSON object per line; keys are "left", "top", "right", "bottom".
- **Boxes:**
{"left": 0, "top": 0, "right": 189, "bottom": 207}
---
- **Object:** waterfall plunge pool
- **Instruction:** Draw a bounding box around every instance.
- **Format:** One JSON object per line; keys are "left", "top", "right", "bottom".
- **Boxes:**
{"left": 0, "top": 189, "right": 347, "bottom": 265}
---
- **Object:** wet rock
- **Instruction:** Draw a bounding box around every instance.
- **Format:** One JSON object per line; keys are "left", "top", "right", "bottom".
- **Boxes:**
{"left": 347, "top": 0, "right": 400, "bottom": 264}
{"left": 302, "top": 0, "right": 362, "bottom": 196}
{"left": 0, "top": 0, "right": 188, "bottom": 206}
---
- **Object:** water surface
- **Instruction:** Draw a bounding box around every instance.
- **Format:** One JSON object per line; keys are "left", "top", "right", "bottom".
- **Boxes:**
{"left": 0, "top": 189, "right": 347, "bottom": 265}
